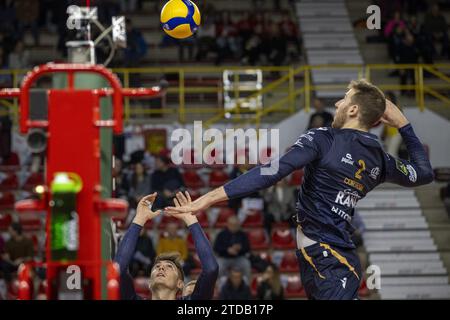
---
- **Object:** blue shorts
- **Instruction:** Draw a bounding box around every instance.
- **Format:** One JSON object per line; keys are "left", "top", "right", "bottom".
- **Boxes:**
{"left": 296, "top": 242, "right": 362, "bottom": 300}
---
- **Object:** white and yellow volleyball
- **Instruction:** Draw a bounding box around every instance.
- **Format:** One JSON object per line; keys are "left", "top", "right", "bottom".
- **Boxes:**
{"left": 160, "top": 0, "right": 201, "bottom": 39}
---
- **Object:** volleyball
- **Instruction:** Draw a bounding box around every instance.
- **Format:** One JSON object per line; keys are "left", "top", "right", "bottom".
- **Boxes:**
{"left": 160, "top": 0, "right": 201, "bottom": 39}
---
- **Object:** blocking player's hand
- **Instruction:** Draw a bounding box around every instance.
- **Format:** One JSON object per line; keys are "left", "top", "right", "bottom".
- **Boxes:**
{"left": 380, "top": 99, "right": 409, "bottom": 129}
{"left": 166, "top": 191, "right": 198, "bottom": 226}
{"left": 133, "top": 192, "right": 161, "bottom": 226}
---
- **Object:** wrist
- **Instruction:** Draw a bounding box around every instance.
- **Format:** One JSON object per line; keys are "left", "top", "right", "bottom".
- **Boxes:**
{"left": 183, "top": 215, "right": 198, "bottom": 227}
{"left": 133, "top": 215, "right": 147, "bottom": 227}
{"left": 397, "top": 120, "right": 410, "bottom": 129}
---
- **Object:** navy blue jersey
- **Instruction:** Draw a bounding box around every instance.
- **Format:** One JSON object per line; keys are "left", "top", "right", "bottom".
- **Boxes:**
{"left": 224, "top": 124, "right": 433, "bottom": 249}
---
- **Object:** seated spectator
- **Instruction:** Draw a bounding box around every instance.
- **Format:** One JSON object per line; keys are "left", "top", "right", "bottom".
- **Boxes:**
{"left": 219, "top": 266, "right": 253, "bottom": 300}
{"left": 397, "top": 30, "right": 419, "bottom": 92}
{"left": 15, "top": 0, "right": 40, "bottom": 45}
{"left": 307, "top": 98, "right": 334, "bottom": 129}
{"left": 113, "top": 158, "right": 130, "bottom": 199}
{"left": 0, "top": 223, "right": 34, "bottom": 281}
{"left": 151, "top": 154, "right": 185, "bottom": 209}
{"left": 407, "top": 15, "right": 434, "bottom": 64}
{"left": 267, "top": 24, "right": 287, "bottom": 66}
{"left": 384, "top": 11, "right": 406, "bottom": 40}
{"left": 0, "top": 47, "right": 12, "bottom": 88}
{"left": 156, "top": 222, "right": 188, "bottom": 263}
{"left": 213, "top": 215, "right": 251, "bottom": 281}
{"left": 423, "top": 3, "right": 449, "bottom": 59}
{"left": 195, "top": 15, "right": 216, "bottom": 61}
{"left": 129, "top": 227, "right": 156, "bottom": 277}
{"left": 279, "top": 12, "right": 301, "bottom": 59}
{"left": 7, "top": 40, "right": 30, "bottom": 70}
{"left": 127, "top": 162, "right": 151, "bottom": 209}
{"left": 123, "top": 18, "right": 148, "bottom": 68}
{"left": 256, "top": 263, "right": 284, "bottom": 300}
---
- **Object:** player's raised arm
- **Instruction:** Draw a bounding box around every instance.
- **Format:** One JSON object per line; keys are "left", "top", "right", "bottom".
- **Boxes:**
{"left": 167, "top": 191, "right": 219, "bottom": 300}
{"left": 381, "top": 100, "right": 434, "bottom": 186}
{"left": 114, "top": 193, "right": 161, "bottom": 300}
{"left": 165, "top": 128, "right": 331, "bottom": 215}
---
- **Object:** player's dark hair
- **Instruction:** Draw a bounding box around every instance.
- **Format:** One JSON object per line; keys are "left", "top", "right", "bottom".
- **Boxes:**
{"left": 348, "top": 79, "right": 386, "bottom": 129}
{"left": 153, "top": 252, "right": 185, "bottom": 281}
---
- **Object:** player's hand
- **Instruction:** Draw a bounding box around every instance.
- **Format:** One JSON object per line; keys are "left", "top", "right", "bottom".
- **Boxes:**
{"left": 133, "top": 192, "right": 161, "bottom": 227}
{"left": 165, "top": 191, "right": 198, "bottom": 226}
{"left": 164, "top": 194, "right": 206, "bottom": 216}
{"left": 380, "top": 99, "right": 409, "bottom": 129}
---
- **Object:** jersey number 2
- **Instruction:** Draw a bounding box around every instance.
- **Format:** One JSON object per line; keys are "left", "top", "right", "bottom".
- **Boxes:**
{"left": 355, "top": 159, "right": 366, "bottom": 180}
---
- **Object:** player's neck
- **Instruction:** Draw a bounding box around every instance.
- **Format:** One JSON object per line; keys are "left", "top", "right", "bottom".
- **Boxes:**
{"left": 341, "top": 121, "right": 368, "bottom": 132}
{"left": 151, "top": 288, "right": 177, "bottom": 300}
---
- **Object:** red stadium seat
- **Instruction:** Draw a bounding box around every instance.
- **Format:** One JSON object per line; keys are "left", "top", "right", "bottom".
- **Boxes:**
{"left": 209, "top": 170, "right": 229, "bottom": 188}
{"left": 196, "top": 210, "right": 209, "bottom": 228}
{"left": 0, "top": 213, "right": 12, "bottom": 231}
{"left": 187, "top": 230, "right": 210, "bottom": 251}
{"left": 19, "top": 217, "right": 43, "bottom": 231}
{"left": 2, "top": 152, "right": 20, "bottom": 166}
{"left": 181, "top": 149, "right": 202, "bottom": 169}
{"left": 158, "top": 215, "right": 182, "bottom": 229}
{"left": 250, "top": 275, "right": 263, "bottom": 296}
{"left": 183, "top": 170, "right": 205, "bottom": 189}
{"left": 272, "top": 228, "right": 296, "bottom": 250}
{"left": 358, "top": 277, "right": 370, "bottom": 297}
{"left": 23, "top": 172, "right": 45, "bottom": 191}
{"left": 288, "top": 169, "right": 304, "bottom": 186}
{"left": 214, "top": 207, "right": 236, "bottom": 228}
{"left": 205, "top": 148, "right": 226, "bottom": 169}
{"left": 247, "top": 229, "right": 269, "bottom": 250}
{"left": 134, "top": 277, "right": 150, "bottom": 299}
{"left": 0, "top": 191, "right": 15, "bottom": 211}
{"left": 0, "top": 173, "right": 19, "bottom": 191}
{"left": 241, "top": 209, "right": 263, "bottom": 228}
{"left": 279, "top": 251, "right": 299, "bottom": 272}
{"left": 284, "top": 275, "right": 306, "bottom": 298}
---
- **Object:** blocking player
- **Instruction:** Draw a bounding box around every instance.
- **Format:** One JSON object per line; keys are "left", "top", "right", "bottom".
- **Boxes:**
{"left": 114, "top": 191, "right": 218, "bottom": 300}
{"left": 165, "top": 79, "right": 434, "bottom": 299}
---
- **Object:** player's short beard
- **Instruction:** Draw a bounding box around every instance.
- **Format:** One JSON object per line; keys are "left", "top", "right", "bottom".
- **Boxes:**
{"left": 332, "top": 105, "right": 349, "bottom": 129}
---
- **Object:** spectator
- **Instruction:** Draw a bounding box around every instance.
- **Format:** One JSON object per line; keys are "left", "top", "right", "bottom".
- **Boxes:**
{"left": 215, "top": 11, "right": 240, "bottom": 65}
{"left": 279, "top": 12, "right": 301, "bottom": 57}
{"left": 407, "top": 15, "right": 434, "bottom": 64}
{"left": 0, "top": 47, "right": 12, "bottom": 88}
{"left": 120, "top": 0, "right": 138, "bottom": 12}
{"left": 195, "top": 15, "right": 216, "bottom": 61}
{"left": 127, "top": 162, "right": 151, "bottom": 208}
{"left": 381, "top": 92, "right": 402, "bottom": 157}
{"left": 123, "top": 18, "right": 148, "bottom": 68}
{"left": 423, "top": 3, "right": 450, "bottom": 59}
{"left": 267, "top": 24, "right": 287, "bottom": 66}
{"left": 219, "top": 267, "right": 253, "bottom": 300}
{"left": 151, "top": 154, "right": 185, "bottom": 209}
{"left": 15, "top": 0, "right": 40, "bottom": 45}
{"left": 397, "top": 30, "right": 419, "bottom": 93}
{"left": 0, "top": 223, "right": 34, "bottom": 281}
{"left": 156, "top": 222, "right": 188, "bottom": 263}
{"left": 113, "top": 158, "right": 130, "bottom": 198}
{"left": 7, "top": 40, "right": 30, "bottom": 70}
{"left": 256, "top": 263, "right": 284, "bottom": 300}
{"left": 129, "top": 227, "right": 156, "bottom": 277}
{"left": 384, "top": 11, "right": 406, "bottom": 39}
{"left": 213, "top": 215, "right": 251, "bottom": 281}
{"left": 307, "top": 98, "right": 334, "bottom": 129}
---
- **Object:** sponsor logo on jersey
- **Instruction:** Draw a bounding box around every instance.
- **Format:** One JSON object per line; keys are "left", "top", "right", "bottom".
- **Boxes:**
{"left": 294, "top": 131, "right": 315, "bottom": 148}
{"left": 335, "top": 189, "right": 361, "bottom": 208}
{"left": 369, "top": 167, "right": 380, "bottom": 180}
{"left": 406, "top": 164, "right": 417, "bottom": 182}
{"left": 343, "top": 177, "right": 364, "bottom": 192}
{"left": 340, "top": 277, "right": 347, "bottom": 289}
{"left": 331, "top": 206, "right": 352, "bottom": 222}
{"left": 395, "top": 159, "right": 408, "bottom": 175}
{"left": 341, "top": 153, "right": 354, "bottom": 165}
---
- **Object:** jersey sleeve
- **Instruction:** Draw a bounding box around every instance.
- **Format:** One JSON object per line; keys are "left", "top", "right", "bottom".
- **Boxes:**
{"left": 188, "top": 223, "right": 219, "bottom": 300}
{"left": 223, "top": 128, "right": 332, "bottom": 199}
{"left": 383, "top": 124, "right": 434, "bottom": 187}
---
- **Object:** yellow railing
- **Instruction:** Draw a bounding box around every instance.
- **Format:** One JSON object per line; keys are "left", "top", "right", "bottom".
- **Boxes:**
{"left": 1, "top": 64, "right": 450, "bottom": 127}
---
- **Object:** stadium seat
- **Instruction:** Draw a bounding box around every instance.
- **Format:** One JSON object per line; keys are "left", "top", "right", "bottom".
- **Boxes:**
{"left": 158, "top": 215, "right": 182, "bottom": 229}
{"left": 272, "top": 228, "right": 296, "bottom": 250}
{"left": 134, "top": 277, "right": 150, "bottom": 299}
{"left": 23, "top": 172, "right": 45, "bottom": 191}
{"left": 0, "top": 172, "right": 19, "bottom": 191}
{"left": 358, "top": 277, "right": 370, "bottom": 297}
{"left": 209, "top": 170, "right": 229, "bottom": 188}
{"left": 214, "top": 207, "right": 236, "bottom": 228}
{"left": 182, "top": 170, "right": 205, "bottom": 189}
{"left": 187, "top": 230, "right": 210, "bottom": 251}
{"left": 181, "top": 149, "right": 203, "bottom": 169}
{"left": 0, "top": 192, "right": 15, "bottom": 211}
{"left": 1, "top": 152, "right": 20, "bottom": 166}
{"left": 247, "top": 229, "right": 270, "bottom": 250}
{"left": 0, "top": 213, "right": 12, "bottom": 231}
{"left": 205, "top": 148, "right": 226, "bottom": 169}
{"left": 279, "top": 251, "right": 299, "bottom": 272}
{"left": 196, "top": 210, "right": 209, "bottom": 228}
{"left": 19, "top": 217, "right": 43, "bottom": 232}
{"left": 241, "top": 209, "right": 264, "bottom": 228}
{"left": 288, "top": 169, "right": 304, "bottom": 186}
{"left": 250, "top": 275, "right": 263, "bottom": 296}
{"left": 284, "top": 275, "right": 306, "bottom": 298}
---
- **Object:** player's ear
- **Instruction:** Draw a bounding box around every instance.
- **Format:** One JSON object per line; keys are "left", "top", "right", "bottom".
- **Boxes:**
{"left": 348, "top": 104, "right": 359, "bottom": 117}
